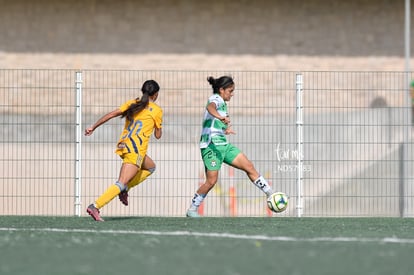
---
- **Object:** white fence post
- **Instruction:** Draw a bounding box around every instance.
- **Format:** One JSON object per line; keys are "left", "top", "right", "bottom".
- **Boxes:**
{"left": 401, "top": 71, "right": 412, "bottom": 217}
{"left": 75, "top": 71, "right": 83, "bottom": 217}
{"left": 296, "top": 73, "right": 304, "bottom": 217}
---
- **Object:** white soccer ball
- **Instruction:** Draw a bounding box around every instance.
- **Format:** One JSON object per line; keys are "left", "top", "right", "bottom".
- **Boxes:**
{"left": 267, "top": 192, "right": 288, "bottom": 213}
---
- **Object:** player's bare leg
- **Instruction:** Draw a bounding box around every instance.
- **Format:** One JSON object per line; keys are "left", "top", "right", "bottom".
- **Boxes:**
{"left": 230, "top": 153, "right": 273, "bottom": 197}
{"left": 187, "top": 169, "right": 219, "bottom": 217}
{"left": 119, "top": 155, "right": 156, "bottom": 206}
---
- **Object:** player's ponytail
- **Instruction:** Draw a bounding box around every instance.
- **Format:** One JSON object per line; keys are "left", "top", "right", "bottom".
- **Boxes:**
{"left": 122, "top": 80, "right": 160, "bottom": 121}
{"left": 207, "top": 76, "right": 234, "bottom": 94}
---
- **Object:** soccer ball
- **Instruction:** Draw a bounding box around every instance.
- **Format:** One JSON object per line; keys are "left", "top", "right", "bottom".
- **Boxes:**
{"left": 267, "top": 192, "right": 288, "bottom": 213}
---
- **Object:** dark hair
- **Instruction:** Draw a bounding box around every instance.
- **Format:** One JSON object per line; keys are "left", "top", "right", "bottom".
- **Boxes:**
{"left": 122, "top": 80, "right": 160, "bottom": 121}
{"left": 207, "top": 76, "right": 234, "bottom": 94}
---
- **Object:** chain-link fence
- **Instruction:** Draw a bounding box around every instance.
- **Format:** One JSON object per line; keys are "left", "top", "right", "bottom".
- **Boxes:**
{"left": 1, "top": 69, "right": 413, "bottom": 217}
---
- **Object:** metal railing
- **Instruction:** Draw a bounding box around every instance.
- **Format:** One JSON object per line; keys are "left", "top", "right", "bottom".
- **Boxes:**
{"left": 1, "top": 69, "right": 413, "bottom": 217}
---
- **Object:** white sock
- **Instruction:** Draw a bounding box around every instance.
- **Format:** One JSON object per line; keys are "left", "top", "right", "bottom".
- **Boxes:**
{"left": 189, "top": 193, "right": 206, "bottom": 210}
{"left": 253, "top": 176, "right": 273, "bottom": 196}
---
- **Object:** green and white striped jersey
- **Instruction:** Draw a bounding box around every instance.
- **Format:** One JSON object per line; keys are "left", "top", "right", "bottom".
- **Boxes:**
{"left": 200, "top": 94, "right": 228, "bottom": 148}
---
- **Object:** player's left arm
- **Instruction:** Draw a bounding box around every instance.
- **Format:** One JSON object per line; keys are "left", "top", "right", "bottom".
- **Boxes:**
{"left": 154, "top": 127, "right": 162, "bottom": 139}
{"left": 224, "top": 126, "right": 236, "bottom": 135}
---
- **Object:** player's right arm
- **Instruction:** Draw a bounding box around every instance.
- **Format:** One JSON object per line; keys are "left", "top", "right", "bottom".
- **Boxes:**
{"left": 206, "top": 102, "right": 230, "bottom": 124}
{"left": 84, "top": 108, "right": 123, "bottom": 136}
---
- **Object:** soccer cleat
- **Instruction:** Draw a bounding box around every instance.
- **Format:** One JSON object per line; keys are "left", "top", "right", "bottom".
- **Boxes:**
{"left": 87, "top": 204, "right": 104, "bottom": 222}
{"left": 118, "top": 191, "right": 129, "bottom": 206}
{"left": 186, "top": 208, "right": 201, "bottom": 218}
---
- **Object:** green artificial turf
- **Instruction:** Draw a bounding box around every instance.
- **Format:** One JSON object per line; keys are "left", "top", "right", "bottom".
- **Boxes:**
{"left": 0, "top": 216, "right": 413, "bottom": 275}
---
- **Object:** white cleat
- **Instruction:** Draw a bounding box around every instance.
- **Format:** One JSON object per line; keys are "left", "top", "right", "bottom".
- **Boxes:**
{"left": 186, "top": 209, "right": 201, "bottom": 218}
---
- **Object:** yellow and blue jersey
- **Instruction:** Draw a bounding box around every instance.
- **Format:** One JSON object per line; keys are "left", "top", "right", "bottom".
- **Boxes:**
{"left": 115, "top": 99, "right": 163, "bottom": 158}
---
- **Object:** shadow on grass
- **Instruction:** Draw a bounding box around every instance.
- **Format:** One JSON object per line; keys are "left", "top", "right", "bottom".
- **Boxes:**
{"left": 103, "top": 216, "right": 146, "bottom": 222}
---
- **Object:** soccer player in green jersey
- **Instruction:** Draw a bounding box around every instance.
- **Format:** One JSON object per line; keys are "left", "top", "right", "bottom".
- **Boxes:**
{"left": 186, "top": 76, "right": 275, "bottom": 217}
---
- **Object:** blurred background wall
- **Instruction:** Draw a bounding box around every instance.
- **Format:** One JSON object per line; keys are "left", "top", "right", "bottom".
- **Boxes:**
{"left": 0, "top": 0, "right": 411, "bottom": 70}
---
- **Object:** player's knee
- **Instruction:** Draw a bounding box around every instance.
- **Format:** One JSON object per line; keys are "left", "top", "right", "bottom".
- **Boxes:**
{"left": 148, "top": 166, "right": 156, "bottom": 174}
{"left": 205, "top": 179, "right": 218, "bottom": 188}
{"left": 244, "top": 161, "right": 256, "bottom": 173}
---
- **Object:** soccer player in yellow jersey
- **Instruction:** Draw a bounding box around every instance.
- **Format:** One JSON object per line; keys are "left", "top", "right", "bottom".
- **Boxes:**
{"left": 85, "top": 80, "right": 163, "bottom": 221}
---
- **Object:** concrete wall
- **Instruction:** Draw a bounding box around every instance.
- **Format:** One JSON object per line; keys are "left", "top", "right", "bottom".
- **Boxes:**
{"left": 0, "top": 0, "right": 411, "bottom": 70}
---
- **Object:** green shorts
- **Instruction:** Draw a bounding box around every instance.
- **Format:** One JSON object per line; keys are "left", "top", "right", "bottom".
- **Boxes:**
{"left": 201, "top": 143, "right": 241, "bottom": 171}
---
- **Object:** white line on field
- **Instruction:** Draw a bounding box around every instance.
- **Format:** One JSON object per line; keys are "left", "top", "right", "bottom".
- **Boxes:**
{"left": 1, "top": 227, "right": 414, "bottom": 244}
